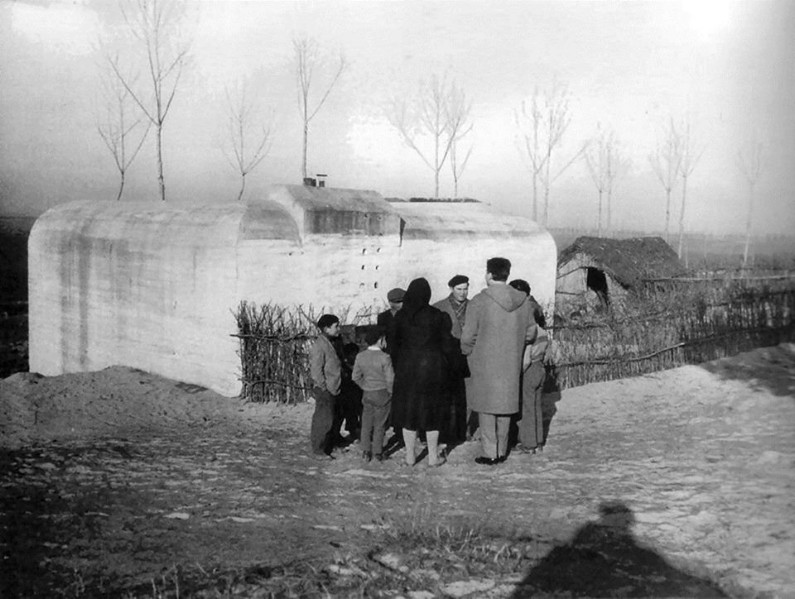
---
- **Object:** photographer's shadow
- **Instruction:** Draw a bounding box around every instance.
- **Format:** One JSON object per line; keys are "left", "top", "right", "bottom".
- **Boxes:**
{"left": 510, "top": 501, "right": 727, "bottom": 598}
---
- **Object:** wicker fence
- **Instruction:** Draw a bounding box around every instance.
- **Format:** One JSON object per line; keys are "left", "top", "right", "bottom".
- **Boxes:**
{"left": 233, "top": 301, "right": 378, "bottom": 403}
{"left": 234, "top": 279, "right": 794, "bottom": 403}
{"left": 549, "top": 279, "right": 795, "bottom": 390}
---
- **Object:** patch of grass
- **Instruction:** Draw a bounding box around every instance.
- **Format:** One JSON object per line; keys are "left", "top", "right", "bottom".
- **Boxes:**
{"left": 47, "top": 513, "right": 547, "bottom": 598}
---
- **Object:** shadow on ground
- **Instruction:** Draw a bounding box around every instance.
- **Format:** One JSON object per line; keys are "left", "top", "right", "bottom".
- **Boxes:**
{"left": 699, "top": 341, "right": 795, "bottom": 398}
{"left": 509, "top": 501, "right": 727, "bottom": 598}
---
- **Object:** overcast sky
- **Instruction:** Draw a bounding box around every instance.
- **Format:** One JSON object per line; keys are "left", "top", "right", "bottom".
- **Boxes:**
{"left": 1, "top": 0, "right": 793, "bottom": 235}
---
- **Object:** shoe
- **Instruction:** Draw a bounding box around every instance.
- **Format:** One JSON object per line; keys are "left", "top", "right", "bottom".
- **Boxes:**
{"left": 428, "top": 455, "right": 447, "bottom": 468}
{"left": 519, "top": 445, "right": 537, "bottom": 454}
{"left": 475, "top": 456, "right": 500, "bottom": 466}
{"left": 312, "top": 452, "right": 335, "bottom": 460}
{"left": 374, "top": 453, "right": 385, "bottom": 462}
{"left": 362, "top": 450, "right": 372, "bottom": 462}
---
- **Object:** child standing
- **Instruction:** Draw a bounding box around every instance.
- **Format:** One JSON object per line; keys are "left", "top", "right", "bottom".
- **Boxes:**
{"left": 352, "top": 327, "right": 394, "bottom": 462}
{"left": 309, "top": 314, "right": 342, "bottom": 459}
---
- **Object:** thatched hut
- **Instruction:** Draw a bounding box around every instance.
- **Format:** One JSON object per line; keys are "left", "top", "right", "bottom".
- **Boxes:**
{"left": 29, "top": 184, "right": 556, "bottom": 396}
{"left": 556, "top": 236, "right": 685, "bottom": 314}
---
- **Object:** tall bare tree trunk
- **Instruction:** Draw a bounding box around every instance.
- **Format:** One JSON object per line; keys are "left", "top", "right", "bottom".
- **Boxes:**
{"left": 607, "top": 188, "right": 613, "bottom": 233}
{"left": 237, "top": 173, "right": 247, "bottom": 203}
{"left": 597, "top": 189, "right": 603, "bottom": 237}
{"left": 116, "top": 172, "right": 125, "bottom": 202}
{"left": 664, "top": 188, "right": 672, "bottom": 242}
{"left": 543, "top": 151, "right": 552, "bottom": 226}
{"left": 434, "top": 130, "right": 440, "bottom": 198}
{"left": 743, "top": 185, "right": 755, "bottom": 268}
{"left": 677, "top": 175, "right": 688, "bottom": 259}
{"left": 302, "top": 120, "right": 309, "bottom": 181}
{"left": 156, "top": 125, "right": 165, "bottom": 201}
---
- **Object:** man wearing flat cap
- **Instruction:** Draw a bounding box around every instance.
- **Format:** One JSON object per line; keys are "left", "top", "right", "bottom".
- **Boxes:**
{"left": 377, "top": 287, "right": 405, "bottom": 357}
{"left": 433, "top": 274, "right": 472, "bottom": 444}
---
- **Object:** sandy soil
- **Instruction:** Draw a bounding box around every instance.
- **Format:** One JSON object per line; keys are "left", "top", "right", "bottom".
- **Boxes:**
{"left": 1, "top": 344, "right": 794, "bottom": 597}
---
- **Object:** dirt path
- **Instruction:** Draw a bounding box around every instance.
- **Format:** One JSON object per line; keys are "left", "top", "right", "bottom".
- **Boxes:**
{"left": 1, "top": 345, "right": 794, "bottom": 597}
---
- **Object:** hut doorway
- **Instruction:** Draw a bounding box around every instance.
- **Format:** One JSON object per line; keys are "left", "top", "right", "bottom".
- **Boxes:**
{"left": 586, "top": 267, "right": 609, "bottom": 307}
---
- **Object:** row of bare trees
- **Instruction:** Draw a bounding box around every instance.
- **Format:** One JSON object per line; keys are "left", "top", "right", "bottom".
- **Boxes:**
{"left": 648, "top": 116, "right": 704, "bottom": 260}
{"left": 95, "top": 0, "right": 348, "bottom": 203}
{"left": 385, "top": 73, "right": 473, "bottom": 199}
{"left": 94, "top": 1, "right": 765, "bottom": 265}
{"left": 512, "top": 79, "right": 764, "bottom": 266}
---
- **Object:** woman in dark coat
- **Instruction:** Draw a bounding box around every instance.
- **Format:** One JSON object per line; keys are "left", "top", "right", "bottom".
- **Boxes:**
{"left": 391, "top": 277, "right": 456, "bottom": 466}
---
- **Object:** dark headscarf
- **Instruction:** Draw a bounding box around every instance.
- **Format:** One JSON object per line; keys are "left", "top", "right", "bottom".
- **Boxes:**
{"left": 402, "top": 277, "right": 432, "bottom": 320}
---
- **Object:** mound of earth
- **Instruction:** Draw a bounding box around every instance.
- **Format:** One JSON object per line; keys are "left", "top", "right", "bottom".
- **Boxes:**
{"left": 0, "top": 365, "right": 306, "bottom": 448}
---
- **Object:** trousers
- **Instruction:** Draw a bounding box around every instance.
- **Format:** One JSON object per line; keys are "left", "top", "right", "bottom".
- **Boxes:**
{"left": 310, "top": 387, "right": 339, "bottom": 455}
{"left": 519, "top": 361, "right": 545, "bottom": 449}
{"left": 360, "top": 389, "right": 391, "bottom": 454}
{"left": 478, "top": 412, "right": 512, "bottom": 459}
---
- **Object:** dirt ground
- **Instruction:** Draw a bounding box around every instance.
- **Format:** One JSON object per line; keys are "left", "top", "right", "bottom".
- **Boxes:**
{"left": 1, "top": 344, "right": 794, "bottom": 598}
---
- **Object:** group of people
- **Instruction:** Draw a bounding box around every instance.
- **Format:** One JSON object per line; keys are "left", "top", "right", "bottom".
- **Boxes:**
{"left": 308, "top": 256, "right": 549, "bottom": 467}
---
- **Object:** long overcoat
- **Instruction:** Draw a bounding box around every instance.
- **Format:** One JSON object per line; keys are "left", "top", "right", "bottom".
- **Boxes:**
{"left": 391, "top": 279, "right": 457, "bottom": 431}
{"left": 460, "top": 283, "right": 536, "bottom": 414}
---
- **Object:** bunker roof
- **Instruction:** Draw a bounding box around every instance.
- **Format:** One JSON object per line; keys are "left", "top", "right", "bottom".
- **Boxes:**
{"left": 393, "top": 201, "right": 546, "bottom": 241}
{"left": 32, "top": 200, "right": 300, "bottom": 247}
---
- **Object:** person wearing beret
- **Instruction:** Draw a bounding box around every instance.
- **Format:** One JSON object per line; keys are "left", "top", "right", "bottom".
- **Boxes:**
{"left": 433, "top": 274, "right": 473, "bottom": 445}
{"left": 376, "top": 287, "right": 405, "bottom": 357}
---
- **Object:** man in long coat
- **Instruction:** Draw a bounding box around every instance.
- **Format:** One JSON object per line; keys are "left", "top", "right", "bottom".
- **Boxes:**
{"left": 461, "top": 257, "right": 537, "bottom": 465}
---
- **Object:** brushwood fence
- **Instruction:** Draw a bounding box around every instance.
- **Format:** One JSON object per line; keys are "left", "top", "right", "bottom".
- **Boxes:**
{"left": 234, "top": 278, "right": 794, "bottom": 403}
{"left": 232, "top": 301, "right": 377, "bottom": 403}
{"left": 549, "top": 277, "right": 795, "bottom": 389}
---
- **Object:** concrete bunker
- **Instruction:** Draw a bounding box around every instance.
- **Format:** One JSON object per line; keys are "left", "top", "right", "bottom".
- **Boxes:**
{"left": 29, "top": 185, "right": 556, "bottom": 396}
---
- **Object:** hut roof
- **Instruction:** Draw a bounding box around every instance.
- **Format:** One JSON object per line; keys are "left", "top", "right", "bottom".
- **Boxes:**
{"left": 558, "top": 236, "right": 685, "bottom": 288}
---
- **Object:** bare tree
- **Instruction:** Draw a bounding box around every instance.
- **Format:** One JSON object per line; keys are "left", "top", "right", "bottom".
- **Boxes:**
{"left": 222, "top": 82, "right": 275, "bottom": 202}
{"left": 515, "top": 80, "right": 585, "bottom": 226}
{"left": 448, "top": 85, "right": 474, "bottom": 199}
{"left": 675, "top": 116, "right": 704, "bottom": 261}
{"left": 604, "top": 137, "right": 629, "bottom": 234}
{"left": 386, "top": 74, "right": 471, "bottom": 198}
{"left": 736, "top": 133, "right": 765, "bottom": 268}
{"left": 293, "top": 36, "right": 346, "bottom": 182}
{"left": 584, "top": 125, "right": 609, "bottom": 237}
{"left": 96, "top": 67, "right": 151, "bottom": 201}
{"left": 108, "top": 0, "right": 189, "bottom": 201}
{"left": 648, "top": 116, "right": 683, "bottom": 242}
{"left": 585, "top": 125, "right": 628, "bottom": 236}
